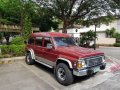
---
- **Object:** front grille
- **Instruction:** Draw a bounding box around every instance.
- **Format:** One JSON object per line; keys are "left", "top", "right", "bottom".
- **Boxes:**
{"left": 84, "top": 56, "right": 103, "bottom": 67}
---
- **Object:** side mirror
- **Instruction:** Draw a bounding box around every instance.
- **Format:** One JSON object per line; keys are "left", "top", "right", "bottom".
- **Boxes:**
{"left": 46, "top": 43, "right": 53, "bottom": 49}
{"left": 24, "top": 40, "right": 27, "bottom": 44}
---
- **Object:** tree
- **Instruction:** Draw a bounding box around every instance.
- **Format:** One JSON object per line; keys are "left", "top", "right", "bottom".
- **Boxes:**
{"left": 105, "top": 27, "right": 116, "bottom": 38}
{"left": 113, "top": 33, "right": 120, "bottom": 43}
{"left": 79, "top": 30, "right": 96, "bottom": 47}
{"left": 105, "top": 29, "right": 110, "bottom": 38}
{"left": 0, "top": 0, "right": 21, "bottom": 44}
{"left": 20, "top": 0, "right": 33, "bottom": 39}
{"left": 110, "top": 27, "right": 116, "bottom": 38}
{"left": 0, "top": 0, "right": 21, "bottom": 24}
{"left": 0, "top": 32, "right": 3, "bottom": 44}
{"left": 31, "top": 6, "right": 59, "bottom": 32}
{"left": 38, "top": 0, "right": 118, "bottom": 33}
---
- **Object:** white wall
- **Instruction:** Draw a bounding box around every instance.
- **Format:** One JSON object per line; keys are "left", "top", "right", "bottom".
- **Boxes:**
{"left": 97, "top": 32, "right": 106, "bottom": 38}
{"left": 96, "top": 38, "right": 116, "bottom": 45}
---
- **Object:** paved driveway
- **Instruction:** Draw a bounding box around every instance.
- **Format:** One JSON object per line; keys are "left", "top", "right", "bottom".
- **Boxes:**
{"left": 97, "top": 46, "right": 120, "bottom": 60}
{"left": 0, "top": 59, "right": 116, "bottom": 90}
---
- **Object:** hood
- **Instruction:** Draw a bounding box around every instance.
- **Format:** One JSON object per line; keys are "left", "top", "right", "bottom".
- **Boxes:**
{"left": 56, "top": 46, "right": 104, "bottom": 58}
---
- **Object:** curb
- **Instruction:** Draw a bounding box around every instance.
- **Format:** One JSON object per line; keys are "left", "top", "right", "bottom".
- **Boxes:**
{"left": 0, "top": 56, "right": 25, "bottom": 64}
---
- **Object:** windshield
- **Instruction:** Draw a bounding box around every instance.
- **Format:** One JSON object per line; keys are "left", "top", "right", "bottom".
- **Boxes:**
{"left": 53, "top": 37, "right": 77, "bottom": 47}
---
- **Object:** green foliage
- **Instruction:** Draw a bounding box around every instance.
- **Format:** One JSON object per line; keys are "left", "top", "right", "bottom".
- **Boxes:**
{"left": 22, "top": 15, "right": 32, "bottom": 40}
{"left": 38, "top": 0, "right": 118, "bottom": 33}
{"left": 79, "top": 30, "right": 96, "bottom": 47}
{"left": 114, "top": 43, "right": 120, "bottom": 47}
{"left": 9, "top": 45, "right": 25, "bottom": 56}
{"left": 0, "top": 36, "right": 25, "bottom": 57}
{"left": 113, "top": 33, "right": 120, "bottom": 43}
{"left": 11, "top": 37, "right": 24, "bottom": 45}
{"left": 0, "top": 0, "right": 21, "bottom": 24}
{"left": 0, "top": 45, "right": 25, "bottom": 56}
{"left": 0, "top": 45, "right": 10, "bottom": 54}
{"left": 105, "top": 28, "right": 116, "bottom": 38}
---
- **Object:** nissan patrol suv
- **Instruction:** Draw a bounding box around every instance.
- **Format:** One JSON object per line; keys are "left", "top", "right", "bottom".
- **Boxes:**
{"left": 25, "top": 32, "right": 106, "bottom": 85}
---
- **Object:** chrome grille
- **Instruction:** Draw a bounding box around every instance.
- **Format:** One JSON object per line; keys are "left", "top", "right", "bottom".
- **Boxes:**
{"left": 85, "top": 56, "right": 103, "bottom": 67}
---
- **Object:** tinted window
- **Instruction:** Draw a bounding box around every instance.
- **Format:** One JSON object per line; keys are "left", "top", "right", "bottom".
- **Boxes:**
{"left": 28, "top": 38, "right": 34, "bottom": 45}
{"left": 53, "top": 37, "right": 76, "bottom": 47}
{"left": 44, "top": 37, "right": 52, "bottom": 47}
{"left": 36, "top": 37, "right": 43, "bottom": 46}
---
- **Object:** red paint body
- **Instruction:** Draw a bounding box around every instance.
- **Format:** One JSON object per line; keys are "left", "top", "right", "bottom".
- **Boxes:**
{"left": 26, "top": 32, "right": 104, "bottom": 66}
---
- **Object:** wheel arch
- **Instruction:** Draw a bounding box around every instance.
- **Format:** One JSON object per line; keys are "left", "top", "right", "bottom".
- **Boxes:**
{"left": 26, "top": 49, "right": 35, "bottom": 60}
{"left": 56, "top": 58, "right": 73, "bottom": 69}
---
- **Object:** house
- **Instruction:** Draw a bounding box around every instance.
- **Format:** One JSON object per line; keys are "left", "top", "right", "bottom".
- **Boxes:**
{"left": 59, "top": 18, "right": 120, "bottom": 45}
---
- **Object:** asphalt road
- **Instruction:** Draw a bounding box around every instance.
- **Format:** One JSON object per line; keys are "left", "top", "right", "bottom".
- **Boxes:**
{"left": 97, "top": 47, "right": 120, "bottom": 60}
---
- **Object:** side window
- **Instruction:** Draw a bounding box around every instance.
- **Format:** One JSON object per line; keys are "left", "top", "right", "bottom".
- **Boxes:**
{"left": 36, "top": 37, "right": 43, "bottom": 46}
{"left": 44, "top": 37, "right": 52, "bottom": 47}
{"left": 28, "top": 38, "right": 34, "bottom": 45}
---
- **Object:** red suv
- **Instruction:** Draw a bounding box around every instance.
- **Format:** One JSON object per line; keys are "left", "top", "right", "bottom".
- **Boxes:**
{"left": 25, "top": 32, "right": 106, "bottom": 85}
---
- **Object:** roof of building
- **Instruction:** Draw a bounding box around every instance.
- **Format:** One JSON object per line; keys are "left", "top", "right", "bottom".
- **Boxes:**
{"left": 31, "top": 32, "right": 70, "bottom": 37}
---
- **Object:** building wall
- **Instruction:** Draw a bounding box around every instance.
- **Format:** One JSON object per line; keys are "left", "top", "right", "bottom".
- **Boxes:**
{"left": 97, "top": 32, "right": 106, "bottom": 38}
{"left": 96, "top": 38, "right": 116, "bottom": 45}
{"left": 117, "top": 19, "right": 120, "bottom": 33}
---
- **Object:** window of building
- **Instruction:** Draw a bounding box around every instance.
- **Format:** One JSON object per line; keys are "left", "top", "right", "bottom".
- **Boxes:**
{"left": 36, "top": 37, "right": 43, "bottom": 46}
{"left": 44, "top": 37, "right": 52, "bottom": 47}
{"left": 28, "top": 38, "right": 34, "bottom": 45}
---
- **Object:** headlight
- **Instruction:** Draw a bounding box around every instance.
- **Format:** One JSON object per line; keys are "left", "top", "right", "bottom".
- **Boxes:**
{"left": 74, "top": 59, "right": 86, "bottom": 69}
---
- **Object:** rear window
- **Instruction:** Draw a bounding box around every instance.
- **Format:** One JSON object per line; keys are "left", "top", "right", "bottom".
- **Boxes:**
{"left": 28, "top": 38, "right": 34, "bottom": 45}
{"left": 35, "top": 37, "right": 43, "bottom": 46}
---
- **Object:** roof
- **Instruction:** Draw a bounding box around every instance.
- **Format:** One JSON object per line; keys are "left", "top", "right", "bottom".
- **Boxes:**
{"left": 58, "top": 25, "right": 81, "bottom": 30}
{"left": 31, "top": 32, "right": 70, "bottom": 37}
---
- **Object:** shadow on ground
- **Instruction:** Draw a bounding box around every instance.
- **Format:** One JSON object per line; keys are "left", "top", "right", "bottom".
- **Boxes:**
{"left": 33, "top": 61, "right": 97, "bottom": 85}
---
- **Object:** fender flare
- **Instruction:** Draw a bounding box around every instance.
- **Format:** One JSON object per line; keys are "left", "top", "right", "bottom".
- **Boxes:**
{"left": 27, "top": 49, "right": 35, "bottom": 59}
{"left": 56, "top": 58, "right": 73, "bottom": 69}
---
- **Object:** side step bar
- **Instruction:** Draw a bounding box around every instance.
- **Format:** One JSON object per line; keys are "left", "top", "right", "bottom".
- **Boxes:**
{"left": 35, "top": 60, "right": 53, "bottom": 68}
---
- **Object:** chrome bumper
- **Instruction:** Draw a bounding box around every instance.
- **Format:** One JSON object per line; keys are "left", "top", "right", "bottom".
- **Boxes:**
{"left": 73, "top": 63, "right": 106, "bottom": 76}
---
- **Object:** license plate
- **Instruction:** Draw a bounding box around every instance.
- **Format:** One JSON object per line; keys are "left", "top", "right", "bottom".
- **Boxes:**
{"left": 93, "top": 67, "right": 100, "bottom": 73}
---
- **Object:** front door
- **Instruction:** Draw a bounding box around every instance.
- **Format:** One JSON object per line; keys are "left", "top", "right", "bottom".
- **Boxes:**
{"left": 42, "top": 37, "right": 58, "bottom": 66}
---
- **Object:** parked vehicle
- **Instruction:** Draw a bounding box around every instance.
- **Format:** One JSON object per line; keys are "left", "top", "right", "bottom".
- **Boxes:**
{"left": 25, "top": 32, "right": 106, "bottom": 85}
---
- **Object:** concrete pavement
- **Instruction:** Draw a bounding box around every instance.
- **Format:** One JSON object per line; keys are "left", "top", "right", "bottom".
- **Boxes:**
{"left": 97, "top": 46, "right": 120, "bottom": 60}
{"left": 0, "top": 46, "right": 120, "bottom": 90}
{"left": 0, "top": 56, "right": 119, "bottom": 90}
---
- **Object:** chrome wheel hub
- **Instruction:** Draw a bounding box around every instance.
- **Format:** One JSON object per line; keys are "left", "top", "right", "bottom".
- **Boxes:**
{"left": 57, "top": 68, "right": 66, "bottom": 81}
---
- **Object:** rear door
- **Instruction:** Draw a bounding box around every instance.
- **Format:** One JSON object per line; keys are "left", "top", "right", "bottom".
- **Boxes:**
{"left": 27, "top": 37, "right": 35, "bottom": 50}
{"left": 34, "top": 37, "right": 44, "bottom": 60}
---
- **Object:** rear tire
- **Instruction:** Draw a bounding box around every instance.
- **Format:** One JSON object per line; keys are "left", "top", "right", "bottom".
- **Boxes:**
{"left": 55, "top": 63, "right": 74, "bottom": 86}
{"left": 25, "top": 53, "right": 34, "bottom": 65}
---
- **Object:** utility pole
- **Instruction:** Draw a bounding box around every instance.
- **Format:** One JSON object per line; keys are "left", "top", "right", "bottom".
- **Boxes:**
{"left": 94, "top": 23, "right": 97, "bottom": 50}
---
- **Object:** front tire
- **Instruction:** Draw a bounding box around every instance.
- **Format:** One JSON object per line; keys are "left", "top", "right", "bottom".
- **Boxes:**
{"left": 55, "top": 63, "right": 74, "bottom": 86}
{"left": 25, "top": 53, "right": 34, "bottom": 65}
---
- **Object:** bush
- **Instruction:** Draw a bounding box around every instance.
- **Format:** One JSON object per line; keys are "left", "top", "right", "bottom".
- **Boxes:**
{"left": 0, "top": 44, "right": 25, "bottom": 57}
{"left": 9, "top": 45, "right": 25, "bottom": 56}
{"left": 11, "top": 37, "right": 24, "bottom": 45}
{"left": 79, "top": 30, "right": 96, "bottom": 47}
{"left": 0, "top": 45, "right": 10, "bottom": 54}
{"left": 114, "top": 43, "right": 120, "bottom": 47}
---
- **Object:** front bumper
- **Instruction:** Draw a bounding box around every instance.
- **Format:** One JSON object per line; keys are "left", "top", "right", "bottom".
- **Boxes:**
{"left": 73, "top": 63, "right": 106, "bottom": 76}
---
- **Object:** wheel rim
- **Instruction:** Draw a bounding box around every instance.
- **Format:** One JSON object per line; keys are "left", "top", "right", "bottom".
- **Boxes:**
{"left": 57, "top": 67, "right": 66, "bottom": 81}
{"left": 26, "top": 54, "right": 30, "bottom": 63}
